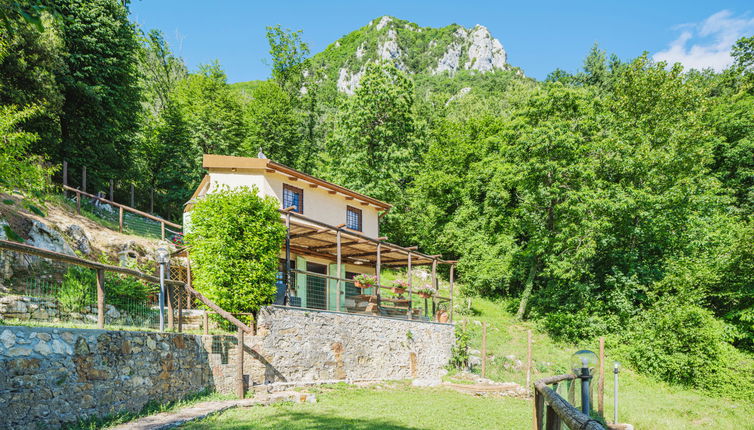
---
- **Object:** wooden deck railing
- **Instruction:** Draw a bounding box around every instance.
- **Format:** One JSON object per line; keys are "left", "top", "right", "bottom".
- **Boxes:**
{"left": 63, "top": 185, "right": 181, "bottom": 239}
{"left": 533, "top": 374, "right": 605, "bottom": 430}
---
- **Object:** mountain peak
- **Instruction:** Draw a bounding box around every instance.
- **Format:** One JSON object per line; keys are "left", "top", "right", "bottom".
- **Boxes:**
{"left": 310, "top": 17, "right": 509, "bottom": 94}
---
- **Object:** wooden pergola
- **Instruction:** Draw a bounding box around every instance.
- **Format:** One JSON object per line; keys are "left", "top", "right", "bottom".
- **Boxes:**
{"left": 280, "top": 208, "right": 456, "bottom": 322}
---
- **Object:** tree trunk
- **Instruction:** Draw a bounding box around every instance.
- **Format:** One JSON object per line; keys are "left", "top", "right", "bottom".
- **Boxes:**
{"left": 516, "top": 257, "right": 541, "bottom": 320}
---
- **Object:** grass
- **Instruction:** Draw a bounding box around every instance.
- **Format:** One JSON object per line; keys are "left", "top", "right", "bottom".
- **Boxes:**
{"left": 63, "top": 388, "right": 234, "bottom": 429}
{"left": 179, "top": 297, "right": 753, "bottom": 430}
{"left": 181, "top": 382, "right": 531, "bottom": 430}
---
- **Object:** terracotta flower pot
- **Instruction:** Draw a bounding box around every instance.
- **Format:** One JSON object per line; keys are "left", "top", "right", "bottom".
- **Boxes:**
{"left": 355, "top": 281, "right": 371, "bottom": 289}
{"left": 418, "top": 292, "right": 431, "bottom": 299}
{"left": 392, "top": 287, "right": 406, "bottom": 294}
{"left": 436, "top": 311, "right": 449, "bottom": 323}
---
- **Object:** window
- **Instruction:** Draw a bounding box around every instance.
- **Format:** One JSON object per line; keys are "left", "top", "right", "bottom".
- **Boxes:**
{"left": 346, "top": 206, "right": 362, "bottom": 231}
{"left": 283, "top": 184, "right": 303, "bottom": 213}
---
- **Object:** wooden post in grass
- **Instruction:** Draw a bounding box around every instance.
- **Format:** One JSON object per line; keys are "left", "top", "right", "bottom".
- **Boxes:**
{"left": 62, "top": 161, "right": 68, "bottom": 196}
{"left": 161, "top": 222, "right": 165, "bottom": 240}
{"left": 533, "top": 389, "right": 544, "bottom": 430}
{"left": 236, "top": 327, "right": 245, "bottom": 398}
{"left": 130, "top": 184, "right": 135, "bottom": 208}
{"left": 82, "top": 166, "right": 86, "bottom": 193}
{"left": 599, "top": 336, "right": 605, "bottom": 417}
{"left": 96, "top": 269, "right": 105, "bottom": 329}
{"left": 527, "top": 330, "right": 533, "bottom": 393}
{"left": 76, "top": 191, "right": 81, "bottom": 214}
{"left": 481, "top": 321, "right": 487, "bottom": 378}
{"left": 118, "top": 207, "right": 124, "bottom": 233}
{"left": 109, "top": 179, "right": 114, "bottom": 202}
{"left": 203, "top": 310, "right": 209, "bottom": 335}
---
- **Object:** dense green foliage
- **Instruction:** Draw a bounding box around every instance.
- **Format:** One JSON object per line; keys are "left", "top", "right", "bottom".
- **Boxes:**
{"left": 185, "top": 187, "right": 286, "bottom": 323}
{"left": 4, "top": 4, "right": 754, "bottom": 400}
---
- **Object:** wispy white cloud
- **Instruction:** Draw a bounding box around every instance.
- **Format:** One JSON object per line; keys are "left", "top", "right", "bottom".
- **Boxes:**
{"left": 653, "top": 10, "right": 754, "bottom": 71}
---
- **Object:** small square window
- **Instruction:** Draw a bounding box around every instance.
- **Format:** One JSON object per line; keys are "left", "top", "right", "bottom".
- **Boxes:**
{"left": 346, "top": 206, "right": 362, "bottom": 231}
{"left": 283, "top": 184, "right": 303, "bottom": 213}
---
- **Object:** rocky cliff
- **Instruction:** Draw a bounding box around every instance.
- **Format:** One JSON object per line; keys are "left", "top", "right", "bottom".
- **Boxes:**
{"left": 308, "top": 16, "right": 510, "bottom": 95}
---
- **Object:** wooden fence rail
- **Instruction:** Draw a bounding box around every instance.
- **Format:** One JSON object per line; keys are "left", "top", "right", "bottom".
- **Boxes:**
{"left": 533, "top": 374, "right": 605, "bottom": 430}
{"left": 62, "top": 185, "right": 181, "bottom": 239}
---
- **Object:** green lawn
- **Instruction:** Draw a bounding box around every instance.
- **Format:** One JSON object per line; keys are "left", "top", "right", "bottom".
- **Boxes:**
{"left": 180, "top": 295, "right": 754, "bottom": 430}
{"left": 182, "top": 382, "right": 531, "bottom": 430}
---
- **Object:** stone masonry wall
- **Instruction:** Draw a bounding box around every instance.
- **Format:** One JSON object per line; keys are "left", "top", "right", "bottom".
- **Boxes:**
{"left": 0, "top": 326, "right": 241, "bottom": 429}
{"left": 0, "top": 306, "right": 454, "bottom": 429}
{"left": 246, "top": 306, "right": 455, "bottom": 384}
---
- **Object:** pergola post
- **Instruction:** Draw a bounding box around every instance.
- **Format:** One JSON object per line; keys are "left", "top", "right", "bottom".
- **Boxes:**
{"left": 449, "top": 264, "right": 455, "bottom": 323}
{"left": 431, "top": 258, "right": 437, "bottom": 321}
{"left": 376, "top": 242, "right": 382, "bottom": 306}
{"left": 285, "top": 211, "right": 292, "bottom": 298}
{"left": 407, "top": 252, "right": 413, "bottom": 320}
{"left": 336, "top": 229, "right": 342, "bottom": 312}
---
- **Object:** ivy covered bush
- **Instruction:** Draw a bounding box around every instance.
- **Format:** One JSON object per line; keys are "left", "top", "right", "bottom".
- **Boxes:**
{"left": 186, "top": 186, "right": 286, "bottom": 324}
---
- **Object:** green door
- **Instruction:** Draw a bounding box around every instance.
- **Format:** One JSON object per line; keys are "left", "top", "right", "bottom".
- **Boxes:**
{"left": 328, "top": 263, "right": 346, "bottom": 312}
{"left": 306, "top": 261, "right": 327, "bottom": 310}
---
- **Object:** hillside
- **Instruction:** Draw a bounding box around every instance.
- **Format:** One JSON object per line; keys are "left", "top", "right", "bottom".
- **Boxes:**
{"left": 232, "top": 16, "right": 523, "bottom": 97}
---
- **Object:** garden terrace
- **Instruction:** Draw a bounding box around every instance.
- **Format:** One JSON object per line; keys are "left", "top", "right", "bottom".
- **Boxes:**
{"left": 279, "top": 208, "right": 456, "bottom": 323}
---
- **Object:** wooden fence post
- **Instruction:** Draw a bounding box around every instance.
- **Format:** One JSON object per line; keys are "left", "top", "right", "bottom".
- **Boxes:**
{"left": 82, "top": 166, "right": 86, "bottom": 193}
{"left": 96, "top": 269, "right": 105, "bottom": 329}
{"left": 236, "top": 327, "right": 245, "bottom": 399}
{"left": 203, "top": 310, "right": 209, "bottom": 335}
{"left": 76, "top": 191, "right": 81, "bottom": 214}
{"left": 130, "top": 184, "right": 135, "bottom": 208}
{"left": 481, "top": 321, "right": 487, "bottom": 378}
{"left": 599, "top": 336, "right": 605, "bottom": 417}
{"left": 150, "top": 189, "right": 154, "bottom": 213}
{"left": 545, "top": 404, "right": 561, "bottom": 430}
{"left": 177, "top": 285, "right": 183, "bottom": 333}
{"left": 109, "top": 179, "right": 114, "bottom": 202}
{"left": 533, "top": 390, "right": 544, "bottom": 430}
{"left": 161, "top": 222, "right": 165, "bottom": 240}
{"left": 527, "top": 330, "right": 533, "bottom": 393}
{"left": 118, "top": 207, "right": 124, "bottom": 233}
{"left": 166, "top": 283, "right": 174, "bottom": 331}
{"left": 62, "top": 161, "right": 68, "bottom": 195}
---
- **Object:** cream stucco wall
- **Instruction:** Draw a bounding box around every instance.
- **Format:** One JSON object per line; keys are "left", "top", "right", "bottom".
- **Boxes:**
{"left": 205, "top": 169, "right": 381, "bottom": 238}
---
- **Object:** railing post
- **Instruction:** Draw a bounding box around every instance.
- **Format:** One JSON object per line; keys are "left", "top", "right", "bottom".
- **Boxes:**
{"left": 118, "top": 206, "right": 124, "bottom": 233}
{"left": 82, "top": 166, "right": 86, "bottom": 193}
{"left": 130, "top": 184, "right": 134, "bottom": 208}
{"left": 375, "top": 242, "right": 381, "bottom": 306}
{"left": 203, "top": 310, "right": 209, "bottom": 335}
{"left": 336, "top": 229, "right": 341, "bottom": 312}
{"left": 285, "top": 212, "right": 291, "bottom": 296}
{"left": 527, "top": 330, "right": 533, "bottom": 394}
{"left": 76, "top": 191, "right": 81, "bottom": 214}
{"left": 177, "top": 284, "right": 183, "bottom": 333}
{"left": 407, "top": 252, "right": 412, "bottom": 320}
{"left": 545, "top": 404, "right": 561, "bottom": 430}
{"left": 166, "top": 283, "right": 174, "bottom": 331}
{"left": 96, "top": 269, "right": 105, "bottom": 329}
{"left": 161, "top": 222, "right": 165, "bottom": 240}
{"left": 431, "top": 258, "right": 437, "bottom": 321}
{"left": 236, "top": 327, "right": 245, "bottom": 399}
{"left": 533, "top": 389, "right": 544, "bottom": 430}
{"left": 449, "top": 263, "right": 454, "bottom": 322}
{"left": 62, "top": 161, "right": 68, "bottom": 195}
{"left": 109, "top": 179, "right": 114, "bottom": 202}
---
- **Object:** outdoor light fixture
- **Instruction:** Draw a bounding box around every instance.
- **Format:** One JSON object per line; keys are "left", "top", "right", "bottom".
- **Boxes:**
{"left": 156, "top": 247, "right": 169, "bottom": 332}
{"left": 614, "top": 361, "right": 621, "bottom": 424}
{"left": 571, "top": 350, "right": 599, "bottom": 415}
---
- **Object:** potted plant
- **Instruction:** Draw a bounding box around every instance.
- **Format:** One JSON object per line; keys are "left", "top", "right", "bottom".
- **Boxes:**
{"left": 353, "top": 274, "right": 377, "bottom": 289}
{"left": 436, "top": 303, "right": 449, "bottom": 323}
{"left": 392, "top": 280, "right": 408, "bottom": 294}
{"left": 416, "top": 285, "right": 436, "bottom": 299}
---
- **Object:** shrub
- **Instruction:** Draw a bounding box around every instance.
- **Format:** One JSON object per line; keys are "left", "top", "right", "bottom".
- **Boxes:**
{"left": 617, "top": 300, "right": 727, "bottom": 387}
{"left": 450, "top": 322, "right": 471, "bottom": 369}
{"left": 58, "top": 266, "right": 95, "bottom": 313}
{"left": 185, "top": 186, "right": 286, "bottom": 324}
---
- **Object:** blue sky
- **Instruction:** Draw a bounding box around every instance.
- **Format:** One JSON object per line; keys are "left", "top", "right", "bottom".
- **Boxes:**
{"left": 129, "top": 1, "right": 754, "bottom": 83}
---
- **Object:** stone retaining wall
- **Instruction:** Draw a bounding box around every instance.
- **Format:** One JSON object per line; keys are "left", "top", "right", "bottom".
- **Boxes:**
{"left": 0, "top": 306, "right": 454, "bottom": 429}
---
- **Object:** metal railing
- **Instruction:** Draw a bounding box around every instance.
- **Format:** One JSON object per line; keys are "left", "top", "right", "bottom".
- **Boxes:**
{"left": 287, "top": 269, "right": 452, "bottom": 323}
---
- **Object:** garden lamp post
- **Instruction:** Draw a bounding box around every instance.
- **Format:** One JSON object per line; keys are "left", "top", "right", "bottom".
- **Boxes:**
{"left": 614, "top": 362, "right": 621, "bottom": 424}
{"left": 156, "top": 247, "right": 168, "bottom": 332}
{"left": 571, "top": 350, "right": 598, "bottom": 416}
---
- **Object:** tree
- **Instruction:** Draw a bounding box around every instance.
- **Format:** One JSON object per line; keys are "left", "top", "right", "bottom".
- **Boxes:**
{"left": 138, "top": 29, "right": 188, "bottom": 116}
{"left": 242, "top": 81, "right": 300, "bottom": 166}
{"left": 321, "top": 62, "right": 418, "bottom": 204}
{"left": 266, "top": 24, "right": 309, "bottom": 96}
{"left": 185, "top": 186, "right": 286, "bottom": 323}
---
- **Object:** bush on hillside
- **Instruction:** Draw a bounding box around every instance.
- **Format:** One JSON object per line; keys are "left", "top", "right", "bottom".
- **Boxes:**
{"left": 185, "top": 186, "right": 286, "bottom": 325}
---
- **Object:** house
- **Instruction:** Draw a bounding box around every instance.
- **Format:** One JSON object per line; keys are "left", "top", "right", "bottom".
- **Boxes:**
{"left": 186, "top": 154, "right": 455, "bottom": 322}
